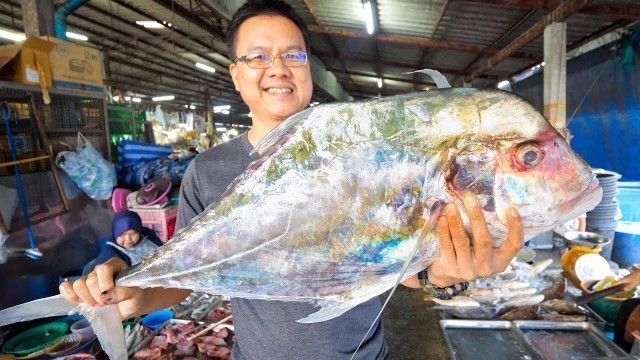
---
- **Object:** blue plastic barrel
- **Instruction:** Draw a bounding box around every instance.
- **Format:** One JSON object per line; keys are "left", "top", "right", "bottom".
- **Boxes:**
{"left": 611, "top": 221, "right": 640, "bottom": 268}
{"left": 618, "top": 182, "right": 640, "bottom": 222}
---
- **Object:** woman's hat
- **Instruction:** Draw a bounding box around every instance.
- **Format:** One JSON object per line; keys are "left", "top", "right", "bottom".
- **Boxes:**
{"left": 112, "top": 210, "right": 143, "bottom": 240}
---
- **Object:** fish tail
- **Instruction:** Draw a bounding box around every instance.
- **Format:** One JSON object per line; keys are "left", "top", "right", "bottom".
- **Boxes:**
{"left": 0, "top": 295, "right": 127, "bottom": 360}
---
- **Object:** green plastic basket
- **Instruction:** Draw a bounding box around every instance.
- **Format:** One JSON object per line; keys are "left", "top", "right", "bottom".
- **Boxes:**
{"left": 1, "top": 321, "right": 69, "bottom": 356}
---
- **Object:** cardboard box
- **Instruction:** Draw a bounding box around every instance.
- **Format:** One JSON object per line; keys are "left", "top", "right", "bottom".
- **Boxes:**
{"left": 0, "top": 37, "right": 54, "bottom": 87}
{"left": 47, "top": 37, "right": 104, "bottom": 91}
{"left": 41, "top": 36, "right": 104, "bottom": 92}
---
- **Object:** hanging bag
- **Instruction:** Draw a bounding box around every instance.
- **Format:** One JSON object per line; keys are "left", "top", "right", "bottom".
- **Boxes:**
{"left": 55, "top": 133, "right": 116, "bottom": 200}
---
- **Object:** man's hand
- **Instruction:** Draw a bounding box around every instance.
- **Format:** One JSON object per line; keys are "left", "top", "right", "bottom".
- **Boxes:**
{"left": 403, "top": 195, "right": 523, "bottom": 288}
{"left": 59, "top": 257, "right": 190, "bottom": 319}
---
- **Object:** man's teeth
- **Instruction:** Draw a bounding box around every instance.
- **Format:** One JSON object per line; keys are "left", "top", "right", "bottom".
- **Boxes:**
{"left": 267, "top": 88, "right": 292, "bottom": 94}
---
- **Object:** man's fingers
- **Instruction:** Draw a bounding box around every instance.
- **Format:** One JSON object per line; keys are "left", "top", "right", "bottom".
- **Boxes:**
{"left": 436, "top": 216, "right": 456, "bottom": 265}
{"left": 96, "top": 258, "right": 128, "bottom": 293}
{"left": 100, "top": 286, "right": 142, "bottom": 305}
{"left": 445, "top": 203, "right": 473, "bottom": 270}
{"left": 59, "top": 281, "right": 80, "bottom": 303}
{"left": 495, "top": 207, "right": 524, "bottom": 270}
{"left": 72, "top": 277, "right": 99, "bottom": 307}
{"left": 463, "top": 195, "right": 493, "bottom": 270}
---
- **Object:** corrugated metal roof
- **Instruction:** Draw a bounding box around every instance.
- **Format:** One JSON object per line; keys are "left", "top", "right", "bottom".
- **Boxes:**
{"left": 1, "top": 0, "right": 638, "bottom": 116}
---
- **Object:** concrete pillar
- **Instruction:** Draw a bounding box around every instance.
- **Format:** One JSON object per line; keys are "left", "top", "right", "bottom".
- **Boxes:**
{"left": 543, "top": 22, "right": 569, "bottom": 139}
{"left": 20, "top": 0, "right": 55, "bottom": 37}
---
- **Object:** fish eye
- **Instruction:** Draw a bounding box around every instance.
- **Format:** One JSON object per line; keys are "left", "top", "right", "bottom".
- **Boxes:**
{"left": 516, "top": 144, "right": 543, "bottom": 169}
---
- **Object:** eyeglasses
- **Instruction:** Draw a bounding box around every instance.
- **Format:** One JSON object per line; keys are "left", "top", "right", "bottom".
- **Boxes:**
{"left": 234, "top": 51, "right": 308, "bottom": 69}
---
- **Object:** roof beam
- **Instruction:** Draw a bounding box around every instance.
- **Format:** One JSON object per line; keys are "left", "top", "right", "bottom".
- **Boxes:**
{"left": 465, "top": 0, "right": 591, "bottom": 83}
{"left": 308, "top": 24, "right": 541, "bottom": 60}
{"left": 414, "top": 0, "right": 450, "bottom": 90}
{"left": 151, "top": 0, "right": 226, "bottom": 39}
{"left": 459, "top": 0, "right": 640, "bottom": 20}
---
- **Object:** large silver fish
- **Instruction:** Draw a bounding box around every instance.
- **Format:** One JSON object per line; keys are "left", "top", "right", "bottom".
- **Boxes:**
{"left": 0, "top": 87, "right": 602, "bottom": 359}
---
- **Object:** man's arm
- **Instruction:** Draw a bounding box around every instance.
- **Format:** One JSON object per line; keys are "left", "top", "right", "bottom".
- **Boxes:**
{"left": 60, "top": 160, "right": 204, "bottom": 319}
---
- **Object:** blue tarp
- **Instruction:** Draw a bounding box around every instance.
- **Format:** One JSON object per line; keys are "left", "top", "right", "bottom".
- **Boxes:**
{"left": 513, "top": 34, "right": 640, "bottom": 181}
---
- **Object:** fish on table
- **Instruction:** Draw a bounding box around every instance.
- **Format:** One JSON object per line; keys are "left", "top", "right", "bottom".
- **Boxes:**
{"left": 0, "top": 74, "right": 602, "bottom": 359}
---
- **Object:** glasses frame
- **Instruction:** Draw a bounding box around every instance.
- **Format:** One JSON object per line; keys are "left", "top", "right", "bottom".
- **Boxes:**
{"left": 234, "top": 51, "right": 309, "bottom": 69}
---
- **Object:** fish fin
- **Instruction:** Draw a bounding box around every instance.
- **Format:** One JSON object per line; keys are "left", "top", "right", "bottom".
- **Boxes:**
{"left": 297, "top": 300, "right": 356, "bottom": 323}
{"left": 81, "top": 305, "right": 127, "bottom": 360}
{"left": 0, "top": 295, "right": 81, "bottom": 326}
{"left": 402, "top": 69, "right": 451, "bottom": 88}
{"left": 0, "top": 296, "right": 126, "bottom": 360}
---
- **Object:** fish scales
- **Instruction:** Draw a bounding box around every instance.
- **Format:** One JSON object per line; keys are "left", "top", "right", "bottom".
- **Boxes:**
{"left": 0, "top": 88, "right": 602, "bottom": 360}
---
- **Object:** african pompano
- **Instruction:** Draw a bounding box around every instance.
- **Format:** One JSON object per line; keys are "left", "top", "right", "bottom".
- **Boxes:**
{"left": 0, "top": 87, "right": 602, "bottom": 359}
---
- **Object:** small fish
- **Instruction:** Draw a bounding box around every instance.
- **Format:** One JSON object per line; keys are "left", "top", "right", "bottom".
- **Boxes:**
{"left": 431, "top": 296, "right": 481, "bottom": 307}
{"left": 502, "top": 287, "right": 538, "bottom": 299}
{"left": 531, "top": 259, "right": 553, "bottom": 275}
{"left": 539, "top": 299, "right": 588, "bottom": 315}
{"left": 500, "top": 294, "right": 545, "bottom": 312}
{"left": 498, "top": 305, "right": 540, "bottom": 321}
{"left": 0, "top": 84, "right": 602, "bottom": 359}
{"left": 540, "top": 277, "right": 567, "bottom": 301}
{"left": 501, "top": 279, "right": 531, "bottom": 289}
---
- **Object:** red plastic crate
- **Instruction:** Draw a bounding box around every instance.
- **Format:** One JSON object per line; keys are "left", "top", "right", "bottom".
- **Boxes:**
{"left": 131, "top": 205, "right": 178, "bottom": 243}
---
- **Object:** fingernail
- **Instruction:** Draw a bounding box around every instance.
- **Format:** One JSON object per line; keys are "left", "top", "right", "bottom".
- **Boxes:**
{"left": 509, "top": 207, "right": 519, "bottom": 217}
{"left": 446, "top": 203, "right": 457, "bottom": 216}
{"left": 464, "top": 196, "right": 478, "bottom": 207}
{"left": 438, "top": 216, "right": 448, "bottom": 227}
{"left": 100, "top": 291, "right": 113, "bottom": 304}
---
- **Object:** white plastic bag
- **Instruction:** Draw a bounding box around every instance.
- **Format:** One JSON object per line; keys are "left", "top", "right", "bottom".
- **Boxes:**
{"left": 55, "top": 133, "right": 116, "bottom": 200}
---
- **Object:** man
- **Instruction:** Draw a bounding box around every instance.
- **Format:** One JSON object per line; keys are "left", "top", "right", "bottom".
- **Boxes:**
{"left": 59, "top": 1, "right": 523, "bottom": 358}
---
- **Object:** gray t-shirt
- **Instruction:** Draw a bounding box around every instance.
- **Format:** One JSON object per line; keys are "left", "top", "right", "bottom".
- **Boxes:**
{"left": 177, "top": 133, "right": 389, "bottom": 360}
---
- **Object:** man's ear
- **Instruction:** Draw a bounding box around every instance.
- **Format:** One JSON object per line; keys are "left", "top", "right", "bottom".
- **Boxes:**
{"left": 229, "top": 63, "right": 240, "bottom": 91}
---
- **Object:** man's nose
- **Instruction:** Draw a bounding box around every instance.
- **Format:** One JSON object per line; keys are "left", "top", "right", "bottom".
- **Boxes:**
{"left": 266, "top": 56, "right": 292, "bottom": 76}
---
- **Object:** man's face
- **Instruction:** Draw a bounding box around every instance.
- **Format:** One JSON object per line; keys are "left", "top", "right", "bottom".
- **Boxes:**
{"left": 229, "top": 15, "right": 313, "bottom": 128}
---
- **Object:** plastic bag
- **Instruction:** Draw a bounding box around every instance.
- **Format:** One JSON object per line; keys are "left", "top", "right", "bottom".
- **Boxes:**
{"left": 55, "top": 133, "right": 116, "bottom": 200}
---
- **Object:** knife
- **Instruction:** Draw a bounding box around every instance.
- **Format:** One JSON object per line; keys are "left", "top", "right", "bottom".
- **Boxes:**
{"left": 574, "top": 283, "right": 626, "bottom": 305}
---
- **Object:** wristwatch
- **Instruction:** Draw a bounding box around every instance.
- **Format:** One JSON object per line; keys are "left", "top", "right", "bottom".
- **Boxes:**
{"left": 418, "top": 269, "right": 469, "bottom": 300}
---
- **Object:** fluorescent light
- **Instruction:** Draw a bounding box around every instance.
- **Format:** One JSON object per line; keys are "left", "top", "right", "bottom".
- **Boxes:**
{"left": 0, "top": 29, "right": 26, "bottom": 42}
{"left": 216, "top": 127, "right": 227, "bottom": 131}
{"left": 363, "top": 1, "right": 374, "bottom": 35}
{"left": 66, "top": 32, "right": 88, "bottom": 41}
{"left": 152, "top": 95, "right": 175, "bottom": 101}
{"left": 136, "top": 21, "right": 164, "bottom": 29}
{"left": 377, "top": 78, "right": 383, "bottom": 88}
{"left": 195, "top": 62, "right": 216, "bottom": 73}
{"left": 213, "top": 105, "right": 231, "bottom": 113}
{"left": 132, "top": 97, "right": 141, "bottom": 103}
{"left": 190, "top": 105, "right": 196, "bottom": 109}
{"left": 221, "top": 110, "right": 230, "bottom": 115}
{"left": 124, "top": 96, "right": 131, "bottom": 101}
{"left": 184, "top": 105, "right": 189, "bottom": 108}
{"left": 112, "top": 95, "right": 120, "bottom": 101}
{"left": 247, "top": 112, "right": 252, "bottom": 118}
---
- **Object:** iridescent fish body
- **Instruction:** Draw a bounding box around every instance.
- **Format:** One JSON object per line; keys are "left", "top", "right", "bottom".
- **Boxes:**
{"left": 0, "top": 88, "right": 602, "bottom": 360}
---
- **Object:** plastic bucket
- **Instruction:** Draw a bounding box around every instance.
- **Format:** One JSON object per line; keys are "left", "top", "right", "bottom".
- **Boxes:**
{"left": 618, "top": 181, "right": 640, "bottom": 222}
{"left": 612, "top": 221, "right": 640, "bottom": 268}
{"left": 141, "top": 309, "right": 173, "bottom": 330}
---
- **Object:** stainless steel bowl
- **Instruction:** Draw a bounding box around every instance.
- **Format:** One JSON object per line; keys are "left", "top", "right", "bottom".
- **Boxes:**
{"left": 564, "top": 231, "right": 611, "bottom": 248}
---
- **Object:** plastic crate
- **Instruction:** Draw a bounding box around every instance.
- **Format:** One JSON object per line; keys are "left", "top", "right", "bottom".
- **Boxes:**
{"left": 130, "top": 205, "right": 178, "bottom": 243}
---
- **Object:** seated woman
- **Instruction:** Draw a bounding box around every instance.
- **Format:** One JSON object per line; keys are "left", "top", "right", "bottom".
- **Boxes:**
{"left": 95, "top": 210, "right": 163, "bottom": 267}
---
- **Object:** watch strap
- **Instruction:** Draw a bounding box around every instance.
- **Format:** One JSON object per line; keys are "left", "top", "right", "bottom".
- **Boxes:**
{"left": 418, "top": 269, "right": 469, "bottom": 300}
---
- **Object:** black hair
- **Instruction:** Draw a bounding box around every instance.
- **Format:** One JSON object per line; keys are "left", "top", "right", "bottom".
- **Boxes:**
{"left": 226, "top": 0, "right": 311, "bottom": 59}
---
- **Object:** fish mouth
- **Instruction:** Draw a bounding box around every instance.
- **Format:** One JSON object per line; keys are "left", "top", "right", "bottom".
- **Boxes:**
{"left": 557, "top": 177, "right": 602, "bottom": 216}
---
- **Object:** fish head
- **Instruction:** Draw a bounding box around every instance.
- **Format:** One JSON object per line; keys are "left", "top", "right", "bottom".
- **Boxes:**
{"left": 426, "top": 89, "right": 602, "bottom": 241}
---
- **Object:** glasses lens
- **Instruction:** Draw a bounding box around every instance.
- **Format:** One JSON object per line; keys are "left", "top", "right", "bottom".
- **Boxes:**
{"left": 245, "top": 53, "right": 272, "bottom": 68}
{"left": 282, "top": 51, "right": 307, "bottom": 67}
